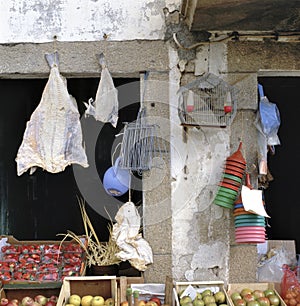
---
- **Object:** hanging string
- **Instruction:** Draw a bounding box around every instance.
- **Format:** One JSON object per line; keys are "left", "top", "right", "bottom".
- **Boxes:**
{"left": 128, "top": 171, "right": 132, "bottom": 202}
{"left": 241, "top": 111, "right": 246, "bottom": 162}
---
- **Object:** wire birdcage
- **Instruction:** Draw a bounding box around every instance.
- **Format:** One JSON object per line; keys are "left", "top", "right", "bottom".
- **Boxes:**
{"left": 178, "top": 72, "right": 237, "bottom": 127}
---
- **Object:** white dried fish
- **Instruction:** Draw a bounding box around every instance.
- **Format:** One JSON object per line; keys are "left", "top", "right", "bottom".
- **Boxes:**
{"left": 15, "top": 51, "right": 89, "bottom": 176}
{"left": 84, "top": 53, "right": 118, "bottom": 127}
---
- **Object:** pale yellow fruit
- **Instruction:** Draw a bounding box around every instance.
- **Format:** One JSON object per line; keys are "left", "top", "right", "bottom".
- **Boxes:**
{"left": 91, "top": 296, "right": 105, "bottom": 306}
{"left": 180, "top": 296, "right": 193, "bottom": 306}
{"left": 68, "top": 295, "right": 81, "bottom": 306}
{"left": 203, "top": 296, "right": 215, "bottom": 305}
{"left": 81, "top": 295, "right": 94, "bottom": 306}
{"left": 104, "top": 298, "right": 114, "bottom": 306}
{"left": 214, "top": 292, "right": 226, "bottom": 304}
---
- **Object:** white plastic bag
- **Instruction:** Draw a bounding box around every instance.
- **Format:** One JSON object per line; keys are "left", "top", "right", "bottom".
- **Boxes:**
{"left": 112, "top": 201, "right": 153, "bottom": 271}
{"left": 258, "top": 247, "right": 295, "bottom": 282}
{"left": 84, "top": 53, "right": 118, "bottom": 127}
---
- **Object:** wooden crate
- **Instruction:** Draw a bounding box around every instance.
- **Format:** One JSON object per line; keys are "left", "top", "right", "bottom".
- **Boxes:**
{"left": 173, "top": 281, "right": 230, "bottom": 306}
{"left": 227, "top": 283, "right": 286, "bottom": 306}
{"left": 0, "top": 235, "right": 86, "bottom": 283}
{"left": 117, "top": 276, "right": 144, "bottom": 303}
{"left": 57, "top": 276, "right": 117, "bottom": 306}
{"left": 0, "top": 282, "right": 61, "bottom": 301}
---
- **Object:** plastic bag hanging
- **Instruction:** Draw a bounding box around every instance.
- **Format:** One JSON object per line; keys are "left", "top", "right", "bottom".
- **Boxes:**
{"left": 84, "top": 53, "right": 119, "bottom": 127}
{"left": 255, "top": 84, "right": 281, "bottom": 146}
{"left": 15, "top": 51, "right": 89, "bottom": 175}
{"left": 112, "top": 201, "right": 153, "bottom": 271}
{"left": 255, "top": 84, "right": 281, "bottom": 175}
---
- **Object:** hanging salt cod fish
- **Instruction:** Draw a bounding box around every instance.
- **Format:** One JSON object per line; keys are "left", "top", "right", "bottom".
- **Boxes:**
{"left": 84, "top": 53, "right": 118, "bottom": 127}
{"left": 15, "top": 51, "right": 89, "bottom": 176}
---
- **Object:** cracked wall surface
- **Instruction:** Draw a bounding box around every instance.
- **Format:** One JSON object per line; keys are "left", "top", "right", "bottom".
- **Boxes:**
{"left": 0, "top": 0, "right": 181, "bottom": 43}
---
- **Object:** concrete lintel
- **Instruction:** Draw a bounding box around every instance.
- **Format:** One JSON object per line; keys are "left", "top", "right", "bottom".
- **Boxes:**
{"left": 0, "top": 40, "right": 169, "bottom": 78}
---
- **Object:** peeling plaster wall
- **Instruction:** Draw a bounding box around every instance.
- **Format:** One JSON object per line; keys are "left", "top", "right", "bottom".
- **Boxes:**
{"left": 171, "top": 40, "right": 232, "bottom": 281}
{"left": 0, "top": 0, "right": 181, "bottom": 43}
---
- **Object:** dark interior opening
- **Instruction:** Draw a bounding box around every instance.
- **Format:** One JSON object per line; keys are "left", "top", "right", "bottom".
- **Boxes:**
{"left": 0, "top": 77, "right": 141, "bottom": 241}
{"left": 258, "top": 77, "right": 300, "bottom": 253}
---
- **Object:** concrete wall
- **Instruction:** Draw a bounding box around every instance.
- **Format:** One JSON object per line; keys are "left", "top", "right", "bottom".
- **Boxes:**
{"left": 0, "top": 0, "right": 180, "bottom": 43}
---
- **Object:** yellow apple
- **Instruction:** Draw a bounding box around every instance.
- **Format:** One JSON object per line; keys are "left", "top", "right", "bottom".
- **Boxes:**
{"left": 146, "top": 302, "right": 157, "bottom": 306}
{"left": 104, "top": 298, "right": 114, "bottom": 306}
{"left": 82, "top": 295, "right": 94, "bottom": 306}
{"left": 91, "top": 296, "right": 105, "bottom": 306}
{"left": 68, "top": 295, "right": 81, "bottom": 306}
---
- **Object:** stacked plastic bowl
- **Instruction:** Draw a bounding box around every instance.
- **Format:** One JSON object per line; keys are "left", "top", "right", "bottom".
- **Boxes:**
{"left": 214, "top": 142, "right": 246, "bottom": 209}
{"left": 233, "top": 175, "right": 266, "bottom": 244}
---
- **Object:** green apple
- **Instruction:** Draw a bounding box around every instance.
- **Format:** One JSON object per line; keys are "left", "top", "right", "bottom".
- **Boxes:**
{"left": 180, "top": 296, "right": 193, "bottom": 306}
{"left": 257, "top": 297, "right": 270, "bottom": 306}
{"left": 203, "top": 296, "right": 215, "bottom": 305}
{"left": 252, "top": 290, "right": 265, "bottom": 299}
{"left": 231, "top": 293, "right": 242, "bottom": 301}
{"left": 247, "top": 301, "right": 260, "bottom": 306}
{"left": 193, "top": 299, "right": 205, "bottom": 306}
{"left": 202, "top": 290, "right": 213, "bottom": 297}
{"left": 240, "top": 289, "right": 253, "bottom": 298}
{"left": 268, "top": 294, "right": 280, "bottom": 306}
{"left": 233, "top": 298, "right": 246, "bottom": 306}
{"left": 263, "top": 290, "right": 275, "bottom": 298}
{"left": 214, "top": 292, "right": 226, "bottom": 304}
{"left": 196, "top": 293, "right": 203, "bottom": 300}
{"left": 92, "top": 296, "right": 105, "bottom": 306}
{"left": 181, "top": 302, "right": 193, "bottom": 306}
{"left": 243, "top": 294, "right": 255, "bottom": 304}
{"left": 68, "top": 295, "right": 81, "bottom": 306}
{"left": 206, "top": 303, "right": 217, "bottom": 306}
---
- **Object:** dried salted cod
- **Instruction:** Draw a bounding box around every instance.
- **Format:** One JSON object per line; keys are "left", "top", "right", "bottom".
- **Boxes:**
{"left": 84, "top": 53, "right": 118, "bottom": 127}
{"left": 15, "top": 51, "right": 89, "bottom": 176}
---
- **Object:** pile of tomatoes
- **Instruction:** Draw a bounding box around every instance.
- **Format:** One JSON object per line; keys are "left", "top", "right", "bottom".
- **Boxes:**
{"left": 0, "top": 243, "right": 84, "bottom": 283}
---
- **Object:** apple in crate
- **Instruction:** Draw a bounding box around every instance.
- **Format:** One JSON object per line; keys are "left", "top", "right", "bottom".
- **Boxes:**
{"left": 104, "top": 298, "right": 114, "bottom": 306}
{"left": 45, "top": 301, "right": 56, "bottom": 306}
{"left": 81, "top": 296, "right": 94, "bottom": 306}
{"left": 91, "top": 296, "right": 105, "bottom": 306}
{"left": 10, "top": 300, "right": 19, "bottom": 306}
{"left": 214, "top": 292, "right": 226, "bottom": 304}
{"left": 34, "top": 295, "right": 48, "bottom": 306}
{"left": 68, "top": 295, "right": 81, "bottom": 306}
{"left": 0, "top": 299, "right": 9, "bottom": 306}
{"left": 22, "top": 297, "right": 34, "bottom": 306}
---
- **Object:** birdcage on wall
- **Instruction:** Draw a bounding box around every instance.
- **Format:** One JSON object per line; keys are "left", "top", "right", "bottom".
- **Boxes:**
{"left": 177, "top": 72, "right": 237, "bottom": 127}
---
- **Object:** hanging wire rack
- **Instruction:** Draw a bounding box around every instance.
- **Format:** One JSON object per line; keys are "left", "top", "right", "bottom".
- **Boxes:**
{"left": 177, "top": 72, "right": 238, "bottom": 127}
{"left": 118, "top": 73, "right": 166, "bottom": 172}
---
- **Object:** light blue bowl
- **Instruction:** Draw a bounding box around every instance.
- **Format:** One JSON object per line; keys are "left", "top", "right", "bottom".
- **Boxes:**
{"left": 103, "top": 157, "right": 131, "bottom": 197}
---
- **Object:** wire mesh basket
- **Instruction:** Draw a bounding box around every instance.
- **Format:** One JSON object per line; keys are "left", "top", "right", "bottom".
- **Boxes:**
{"left": 177, "top": 72, "right": 237, "bottom": 127}
{"left": 118, "top": 108, "right": 166, "bottom": 173}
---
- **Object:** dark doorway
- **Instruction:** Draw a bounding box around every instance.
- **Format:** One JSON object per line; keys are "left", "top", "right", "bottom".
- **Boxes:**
{"left": 258, "top": 77, "right": 300, "bottom": 253}
{"left": 0, "top": 77, "right": 141, "bottom": 241}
